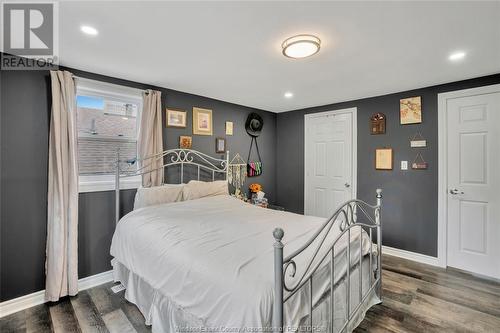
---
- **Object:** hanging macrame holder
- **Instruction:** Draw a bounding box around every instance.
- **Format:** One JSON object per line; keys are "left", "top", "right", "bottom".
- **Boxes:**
{"left": 247, "top": 137, "right": 262, "bottom": 177}
{"left": 412, "top": 152, "right": 428, "bottom": 170}
{"left": 228, "top": 153, "right": 247, "bottom": 189}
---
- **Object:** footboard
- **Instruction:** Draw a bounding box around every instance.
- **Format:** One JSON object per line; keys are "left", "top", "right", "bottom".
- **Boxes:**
{"left": 273, "top": 189, "right": 382, "bottom": 333}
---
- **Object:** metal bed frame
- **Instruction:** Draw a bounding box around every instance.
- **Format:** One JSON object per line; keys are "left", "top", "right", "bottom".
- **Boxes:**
{"left": 272, "top": 191, "right": 382, "bottom": 332}
{"left": 114, "top": 148, "right": 382, "bottom": 332}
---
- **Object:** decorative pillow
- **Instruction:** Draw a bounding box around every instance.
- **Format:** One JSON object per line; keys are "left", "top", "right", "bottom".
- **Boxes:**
{"left": 133, "top": 184, "right": 184, "bottom": 210}
{"left": 182, "top": 180, "right": 229, "bottom": 201}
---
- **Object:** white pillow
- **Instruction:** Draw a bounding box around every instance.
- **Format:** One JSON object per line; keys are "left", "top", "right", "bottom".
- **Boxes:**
{"left": 182, "top": 180, "right": 229, "bottom": 201}
{"left": 133, "top": 184, "right": 184, "bottom": 210}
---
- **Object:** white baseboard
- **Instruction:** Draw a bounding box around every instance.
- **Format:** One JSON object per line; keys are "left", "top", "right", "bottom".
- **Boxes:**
{"left": 0, "top": 270, "right": 113, "bottom": 318}
{"left": 77, "top": 270, "right": 114, "bottom": 291}
{"left": 382, "top": 245, "right": 444, "bottom": 268}
{"left": 0, "top": 290, "right": 46, "bottom": 319}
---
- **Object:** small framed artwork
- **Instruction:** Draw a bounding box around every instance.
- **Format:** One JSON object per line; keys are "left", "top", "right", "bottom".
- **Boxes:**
{"left": 375, "top": 148, "right": 393, "bottom": 170}
{"left": 400, "top": 96, "right": 422, "bottom": 124}
{"left": 370, "top": 113, "right": 386, "bottom": 135}
{"left": 166, "top": 108, "right": 187, "bottom": 128}
{"left": 225, "top": 121, "right": 234, "bottom": 135}
{"left": 179, "top": 135, "right": 192, "bottom": 149}
{"left": 193, "top": 107, "right": 213, "bottom": 135}
{"left": 215, "top": 137, "right": 226, "bottom": 153}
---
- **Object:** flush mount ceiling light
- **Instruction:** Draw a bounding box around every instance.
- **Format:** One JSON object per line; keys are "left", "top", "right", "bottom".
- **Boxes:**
{"left": 282, "top": 34, "right": 321, "bottom": 59}
{"left": 284, "top": 92, "right": 294, "bottom": 98}
{"left": 81, "top": 25, "right": 98, "bottom": 36}
{"left": 448, "top": 51, "right": 466, "bottom": 61}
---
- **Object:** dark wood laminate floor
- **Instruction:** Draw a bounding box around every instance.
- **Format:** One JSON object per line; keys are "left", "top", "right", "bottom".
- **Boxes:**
{"left": 1, "top": 255, "right": 499, "bottom": 333}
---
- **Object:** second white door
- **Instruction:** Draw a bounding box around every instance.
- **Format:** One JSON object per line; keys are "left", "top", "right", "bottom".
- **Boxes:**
{"left": 445, "top": 87, "right": 500, "bottom": 279}
{"left": 305, "top": 108, "right": 356, "bottom": 218}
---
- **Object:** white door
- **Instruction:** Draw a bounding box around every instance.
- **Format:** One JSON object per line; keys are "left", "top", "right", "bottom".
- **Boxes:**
{"left": 305, "top": 108, "right": 356, "bottom": 218}
{"left": 446, "top": 90, "right": 500, "bottom": 279}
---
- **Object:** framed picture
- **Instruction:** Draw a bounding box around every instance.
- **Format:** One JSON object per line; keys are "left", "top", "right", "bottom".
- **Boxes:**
{"left": 179, "top": 135, "right": 192, "bottom": 149}
{"left": 375, "top": 148, "right": 393, "bottom": 170}
{"left": 225, "top": 121, "right": 233, "bottom": 135}
{"left": 215, "top": 137, "right": 226, "bottom": 153}
{"left": 370, "top": 112, "right": 386, "bottom": 135}
{"left": 400, "top": 96, "right": 422, "bottom": 124}
{"left": 166, "top": 109, "right": 187, "bottom": 128}
{"left": 193, "top": 107, "right": 213, "bottom": 135}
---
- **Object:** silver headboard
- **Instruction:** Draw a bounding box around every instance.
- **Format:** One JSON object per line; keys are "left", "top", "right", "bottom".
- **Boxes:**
{"left": 115, "top": 148, "right": 229, "bottom": 223}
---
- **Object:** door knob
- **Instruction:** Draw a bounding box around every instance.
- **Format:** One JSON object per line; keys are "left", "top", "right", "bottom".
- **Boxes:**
{"left": 449, "top": 189, "right": 464, "bottom": 195}
{"left": 345, "top": 183, "right": 351, "bottom": 188}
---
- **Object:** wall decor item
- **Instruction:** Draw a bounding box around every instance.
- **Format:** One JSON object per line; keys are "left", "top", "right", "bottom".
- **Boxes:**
{"left": 225, "top": 121, "right": 234, "bottom": 135}
{"left": 166, "top": 108, "right": 187, "bottom": 128}
{"left": 375, "top": 148, "right": 393, "bottom": 170}
{"left": 245, "top": 113, "right": 264, "bottom": 177}
{"left": 228, "top": 153, "right": 247, "bottom": 190}
{"left": 179, "top": 135, "right": 192, "bottom": 149}
{"left": 245, "top": 112, "right": 264, "bottom": 137}
{"left": 412, "top": 153, "right": 428, "bottom": 170}
{"left": 192, "top": 107, "right": 213, "bottom": 135}
{"left": 215, "top": 137, "right": 226, "bottom": 153}
{"left": 370, "top": 112, "right": 386, "bottom": 135}
{"left": 410, "top": 132, "right": 427, "bottom": 147}
{"left": 400, "top": 96, "right": 422, "bottom": 124}
{"left": 247, "top": 137, "right": 262, "bottom": 177}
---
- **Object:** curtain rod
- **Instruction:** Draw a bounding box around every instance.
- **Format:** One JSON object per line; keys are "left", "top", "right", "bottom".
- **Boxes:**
{"left": 72, "top": 74, "right": 150, "bottom": 94}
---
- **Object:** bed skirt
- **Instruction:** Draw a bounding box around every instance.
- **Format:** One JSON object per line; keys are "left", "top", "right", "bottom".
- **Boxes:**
{"left": 112, "top": 258, "right": 379, "bottom": 333}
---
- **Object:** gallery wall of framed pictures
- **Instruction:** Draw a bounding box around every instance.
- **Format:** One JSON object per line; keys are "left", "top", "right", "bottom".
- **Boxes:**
{"left": 370, "top": 95, "right": 429, "bottom": 172}
{"left": 165, "top": 106, "right": 237, "bottom": 154}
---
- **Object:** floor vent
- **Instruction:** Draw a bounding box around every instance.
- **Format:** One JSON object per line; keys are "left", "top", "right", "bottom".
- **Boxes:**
{"left": 111, "top": 284, "right": 126, "bottom": 293}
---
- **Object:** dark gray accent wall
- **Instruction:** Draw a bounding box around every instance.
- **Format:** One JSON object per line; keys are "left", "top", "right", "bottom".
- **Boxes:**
{"left": 1, "top": 59, "right": 276, "bottom": 301}
{"left": 2, "top": 52, "right": 498, "bottom": 302}
{"left": 276, "top": 74, "right": 500, "bottom": 257}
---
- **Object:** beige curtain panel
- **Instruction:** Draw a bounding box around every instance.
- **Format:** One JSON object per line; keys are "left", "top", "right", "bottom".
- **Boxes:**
{"left": 45, "top": 70, "right": 79, "bottom": 302}
{"left": 138, "top": 89, "right": 164, "bottom": 187}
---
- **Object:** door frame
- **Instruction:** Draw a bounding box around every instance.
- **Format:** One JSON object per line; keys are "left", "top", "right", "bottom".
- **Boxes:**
{"left": 437, "top": 84, "right": 500, "bottom": 268}
{"left": 304, "top": 107, "right": 358, "bottom": 215}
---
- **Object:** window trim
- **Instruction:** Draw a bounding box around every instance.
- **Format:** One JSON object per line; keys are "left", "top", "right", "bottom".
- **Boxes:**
{"left": 79, "top": 174, "right": 142, "bottom": 193}
{"left": 75, "top": 78, "right": 143, "bottom": 193}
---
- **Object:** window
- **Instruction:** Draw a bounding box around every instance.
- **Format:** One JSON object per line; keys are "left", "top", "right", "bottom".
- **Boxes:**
{"left": 76, "top": 79, "right": 142, "bottom": 192}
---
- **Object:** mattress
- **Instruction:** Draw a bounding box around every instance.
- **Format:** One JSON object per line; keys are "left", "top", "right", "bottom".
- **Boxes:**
{"left": 110, "top": 195, "right": 378, "bottom": 332}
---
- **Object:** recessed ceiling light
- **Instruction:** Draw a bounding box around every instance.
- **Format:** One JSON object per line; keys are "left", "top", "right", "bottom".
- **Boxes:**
{"left": 81, "top": 25, "right": 98, "bottom": 36}
{"left": 282, "top": 34, "right": 321, "bottom": 59}
{"left": 448, "top": 51, "right": 466, "bottom": 61}
{"left": 284, "top": 92, "right": 294, "bottom": 98}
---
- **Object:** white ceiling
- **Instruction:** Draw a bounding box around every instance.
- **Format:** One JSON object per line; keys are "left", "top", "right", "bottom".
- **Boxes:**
{"left": 59, "top": 1, "right": 500, "bottom": 112}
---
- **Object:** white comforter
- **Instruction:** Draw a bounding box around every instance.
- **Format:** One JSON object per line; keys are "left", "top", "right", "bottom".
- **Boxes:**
{"left": 110, "top": 195, "right": 371, "bottom": 331}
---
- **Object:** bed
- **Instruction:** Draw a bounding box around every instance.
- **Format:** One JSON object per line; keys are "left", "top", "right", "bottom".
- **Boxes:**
{"left": 111, "top": 149, "right": 382, "bottom": 333}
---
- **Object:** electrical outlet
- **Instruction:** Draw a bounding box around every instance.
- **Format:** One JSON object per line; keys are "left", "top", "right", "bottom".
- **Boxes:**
{"left": 401, "top": 161, "right": 408, "bottom": 170}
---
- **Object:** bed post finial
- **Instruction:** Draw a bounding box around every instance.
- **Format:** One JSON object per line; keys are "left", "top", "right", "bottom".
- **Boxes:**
{"left": 273, "top": 228, "right": 284, "bottom": 242}
{"left": 273, "top": 228, "right": 284, "bottom": 332}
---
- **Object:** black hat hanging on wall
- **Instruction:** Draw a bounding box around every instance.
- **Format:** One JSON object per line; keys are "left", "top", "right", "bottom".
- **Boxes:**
{"left": 245, "top": 113, "right": 264, "bottom": 137}
{"left": 245, "top": 113, "right": 264, "bottom": 177}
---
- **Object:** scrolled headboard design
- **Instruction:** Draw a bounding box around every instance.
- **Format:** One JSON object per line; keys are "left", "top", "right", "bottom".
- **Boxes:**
{"left": 115, "top": 148, "right": 229, "bottom": 223}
